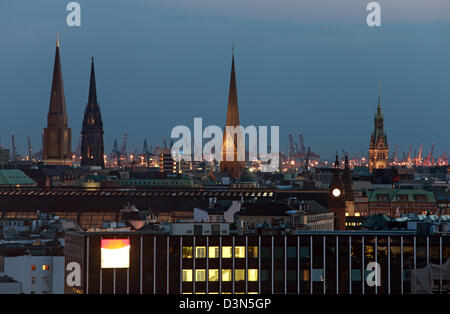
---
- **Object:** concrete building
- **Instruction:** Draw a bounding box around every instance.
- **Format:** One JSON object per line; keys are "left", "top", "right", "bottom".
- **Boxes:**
{"left": 0, "top": 242, "right": 64, "bottom": 294}
{"left": 366, "top": 188, "right": 437, "bottom": 216}
{"left": 0, "top": 275, "right": 22, "bottom": 294}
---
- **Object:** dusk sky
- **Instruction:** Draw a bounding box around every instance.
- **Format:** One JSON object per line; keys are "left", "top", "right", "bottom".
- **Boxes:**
{"left": 1, "top": 0, "right": 449, "bottom": 160}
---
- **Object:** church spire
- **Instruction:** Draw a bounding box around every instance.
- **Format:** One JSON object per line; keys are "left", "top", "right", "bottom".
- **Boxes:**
{"left": 43, "top": 36, "right": 72, "bottom": 165}
{"left": 225, "top": 43, "right": 239, "bottom": 126}
{"left": 48, "top": 34, "right": 67, "bottom": 118}
{"left": 88, "top": 56, "right": 98, "bottom": 106}
{"left": 377, "top": 84, "right": 382, "bottom": 115}
{"left": 220, "top": 43, "right": 244, "bottom": 179}
{"left": 81, "top": 55, "right": 104, "bottom": 167}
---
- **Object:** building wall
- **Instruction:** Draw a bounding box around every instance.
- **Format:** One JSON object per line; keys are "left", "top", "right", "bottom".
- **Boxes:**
{"left": 0, "top": 255, "right": 64, "bottom": 294}
{"left": 306, "top": 213, "right": 335, "bottom": 231}
{"left": 0, "top": 280, "right": 22, "bottom": 294}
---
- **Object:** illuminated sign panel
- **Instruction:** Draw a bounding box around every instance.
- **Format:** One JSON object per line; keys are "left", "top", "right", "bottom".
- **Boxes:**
{"left": 101, "top": 239, "right": 130, "bottom": 268}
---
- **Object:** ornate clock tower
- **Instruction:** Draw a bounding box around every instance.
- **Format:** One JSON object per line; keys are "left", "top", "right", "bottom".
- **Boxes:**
{"left": 329, "top": 153, "right": 346, "bottom": 230}
{"left": 369, "top": 86, "right": 389, "bottom": 172}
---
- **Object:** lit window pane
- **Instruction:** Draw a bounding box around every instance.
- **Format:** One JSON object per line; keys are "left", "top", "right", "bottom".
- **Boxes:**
{"left": 248, "top": 269, "right": 258, "bottom": 281}
{"left": 182, "top": 247, "right": 193, "bottom": 258}
{"left": 235, "top": 246, "right": 245, "bottom": 258}
{"left": 248, "top": 246, "right": 258, "bottom": 258}
{"left": 222, "top": 269, "right": 232, "bottom": 281}
{"left": 208, "top": 269, "right": 219, "bottom": 282}
{"left": 209, "top": 246, "right": 219, "bottom": 258}
{"left": 222, "top": 246, "right": 232, "bottom": 258}
{"left": 182, "top": 269, "right": 193, "bottom": 282}
{"left": 196, "top": 247, "right": 206, "bottom": 258}
{"left": 196, "top": 269, "right": 206, "bottom": 282}
{"left": 235, "top": 269, "right": 245, "bottom": 281}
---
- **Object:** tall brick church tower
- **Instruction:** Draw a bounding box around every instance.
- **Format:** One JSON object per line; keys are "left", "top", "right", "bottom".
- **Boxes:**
{"left": 42, "top": 36, "right": 72, "bottom": 166}
{"left": 80, "top": 56, "right": 105, "bottom": 167}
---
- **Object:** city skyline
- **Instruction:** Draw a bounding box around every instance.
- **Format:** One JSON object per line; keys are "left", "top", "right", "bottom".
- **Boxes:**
{"left": 1, "top": 1, "right": 449, "bottom": 160}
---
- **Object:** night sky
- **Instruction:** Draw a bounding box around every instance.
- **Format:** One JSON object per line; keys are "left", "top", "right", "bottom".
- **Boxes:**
{"left": 1, "top": 0, "right": 449, "bottom": 160}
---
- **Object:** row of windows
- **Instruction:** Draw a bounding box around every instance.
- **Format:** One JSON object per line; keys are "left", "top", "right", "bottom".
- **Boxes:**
{"left": 182, "top": 292, "right": 259, "bottom": 294}
{"left": 182, "top": 269, "right": 258, "bottom": 282}
{"left": 31, "top": 265, "right": 50, "bottom": 271}
{"left": 31, "top": 276, "right": 49, "bottom": 285}
{"left": 182, "top": 246, "right": 258, "bottom": 259}
{"left": 182, "top": 246, "right": 313, "bottom": 259}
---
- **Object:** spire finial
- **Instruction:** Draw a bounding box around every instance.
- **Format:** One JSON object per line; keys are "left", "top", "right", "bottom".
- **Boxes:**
{"left": 56, "top": 33, "right": 60, "bottom": 47}
{"left": 232, "top": 42, "right": 235, "bottom": 55}
{"left": 377, "top": 83, "right": 382, "bottom": 106}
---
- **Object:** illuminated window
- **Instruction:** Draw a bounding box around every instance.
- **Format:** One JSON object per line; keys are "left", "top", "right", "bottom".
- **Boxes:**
{"left": 222, "top": 269, "right": 232, "bottom": 281}
{"left": 42, "top": 265, "right": 50, "bottom": 271}
{"left": 31, "top": 265, "right": 36, "bottom": 271}
{"left": 196, "top": 247, "right": 206, "bottom": 258}
{"left": 182, "top": 269, "right": 193, "bottom": 282}
{"left": 235, "top": 246, "right": 245, "bottom": 258}
{"left": 196, "top": 269, "right": 206, "bottom": 282}
{"left": 209, "top": 246, "right": 219, "bottom": 258}
{"left": 248, "top": 246, "right": 258, "bottom": 258}
{"left": 209, "top": 269, "right": 219, "bottom": 282}
{"left": 222, "top": 246, "right": 232, "bottom": 258}
{"left": 235, "top": 269, "right": 245, "bottom": 281}
{"left": 248, "top": 269, "right": 258, "bottom": 281}
{"left": 182, "top": 247, "right": 193, "bottom": 258}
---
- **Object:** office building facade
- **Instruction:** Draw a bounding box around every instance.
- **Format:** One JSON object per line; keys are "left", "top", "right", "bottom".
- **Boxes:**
{"left": 65, "top": 232, "right": 449, "bottom": 294}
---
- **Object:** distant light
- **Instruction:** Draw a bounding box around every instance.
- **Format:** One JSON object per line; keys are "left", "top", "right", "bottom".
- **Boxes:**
{"left": 332, "top": 188, "right": 341, "bottom": 197}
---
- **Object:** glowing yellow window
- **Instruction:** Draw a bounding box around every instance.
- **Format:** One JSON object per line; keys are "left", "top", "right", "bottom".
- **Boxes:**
{"left": 222, "top": 269, "right": 232, "bottom": 281}
{"left": 208, "top": 269, "right": 219, "bottom": 282}
{"left": 235, "top": 269, "right": 245, "bottom": 281}
{"left": 196, "top": 247, "right": 206, "bottom": 258}
{"left": 182, "top": 269, "right": 192, "bottom": 282}
{"left": 209, "top": 246, "right": 219, "bottom": 258}
{"left": 196, "top": 269, "right": 206, "bottom": 282}
{"left": 235, "top": 246, "right": 245, "bottom": 258}
{"left": 248, "top": 246, "right": 258, "bottom": 258}
{"left": 42, "top": 265, "right": 50, "bottom": 271}
{"left": 182, "top": 247, "right": 193, "bottom": 258}
{"left": 222, "top": 246, "right": 233, "bottom": 258}
{"left": 248, "top": 269, "right": 258, "bottom": 281}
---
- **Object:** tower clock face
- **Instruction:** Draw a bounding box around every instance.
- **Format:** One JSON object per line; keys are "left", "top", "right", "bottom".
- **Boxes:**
{"left": 332, "top": 188, "right": 341, "bottom": 197}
